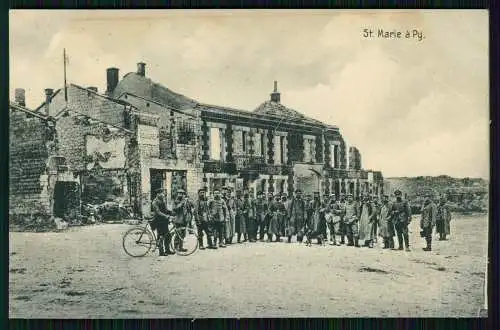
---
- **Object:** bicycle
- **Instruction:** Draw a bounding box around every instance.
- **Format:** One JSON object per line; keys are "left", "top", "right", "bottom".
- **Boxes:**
{"left": 122, "top": 217, "right": 198, "bottom": 257}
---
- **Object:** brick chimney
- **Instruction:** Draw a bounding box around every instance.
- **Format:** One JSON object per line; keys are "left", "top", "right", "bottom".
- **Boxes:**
{"left": 15, "top": 88, "right": 26, "bottom": 107}
{"left": 44, "top": 88, "right": 54, "bottom": 115}
{"left": 106, "top": 67, "right": 119, "bottom": 95}
{"left": 137, "top": 62, "right": 146, "bottom": 77}
{"left": 270, "top": 80, "right": 280, "bottom": 103}
{"left": 88, "top": 86, "right": 98, "bottom": 93}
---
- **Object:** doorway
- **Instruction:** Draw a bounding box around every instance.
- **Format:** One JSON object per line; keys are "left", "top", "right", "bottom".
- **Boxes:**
{"left": 53, "top": 181, "right": 80, "bottom": 218}
{"left": 150, "top": 169, "right": 166, "bottom": 202}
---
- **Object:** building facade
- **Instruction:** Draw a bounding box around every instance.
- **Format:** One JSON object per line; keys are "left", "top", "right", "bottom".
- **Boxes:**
{"left": 10, "top": 62, "right": 384, "bottom": 222}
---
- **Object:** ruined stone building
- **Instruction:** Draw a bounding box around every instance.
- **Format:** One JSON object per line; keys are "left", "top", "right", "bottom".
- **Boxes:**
{"left": 9, "top": 62, "right": 383, "bottom": 221}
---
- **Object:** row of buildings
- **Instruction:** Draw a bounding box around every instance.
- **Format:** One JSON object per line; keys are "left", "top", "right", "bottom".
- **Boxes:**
{"left": 9, "top": 62, "right": 384, "bottom": 221}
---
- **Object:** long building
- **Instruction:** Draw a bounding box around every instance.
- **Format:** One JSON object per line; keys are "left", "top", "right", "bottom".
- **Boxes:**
{"left": 9, "top": 62, "right": 384, "bottom": 220}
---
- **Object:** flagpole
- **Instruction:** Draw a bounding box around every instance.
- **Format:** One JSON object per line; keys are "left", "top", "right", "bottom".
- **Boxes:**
{"left": 64, "top": 48, "right": 68, "bottom": 102}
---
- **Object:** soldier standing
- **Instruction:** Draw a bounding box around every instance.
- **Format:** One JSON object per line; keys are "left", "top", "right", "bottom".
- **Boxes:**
{"left": 378, "top": 195, "right": 395, "bottom": 249}
{"left": 344, "top": 194, "right": 360, "bottom": 247}
{"left": 243, "top": 190, "right": 257, "bottom": 242}
{"left": 371, "top": 194, "right": 380, "bottom": 244}
{"left": 195, "top": 189, "right": 212, "bottom": 250}
{"left": 172, "top": 189, "right": 191, "bottom": 253}
{"left": 235, "top": 190, "right": 248, "bottom": 243}
{"left": 151, "top": 189, "right": 174, "bottom": 256}
{"left": 267, "top": 195, "right": 282, "bottom": 242}
{"left": 255, "top": 191, "right": 268, "bottom": 241}
{"left": 208, "top": 188, "right": 227, "bottom": 248}
{"left": 358, "top": 195, "right": 375, "bottom": 248}
{"left": 223, "top": 187, "right": 236, "bottom": 245}
{"left": 338, "top": 194, "right": 347, "bottom": 244}
{"left": 289, "top": 189, "right": 307, "bottom": 243}
{"left": 280, "top": 194, "right": 289, "bottom": 240}
{"left": 420, "top": 197, "right": 437, "bottom": 251}
{"left": 327, "top": 194, "right": 343, "bottom": 246}
{"left": 307, "top": 192, "right": 327, "bottom": 245}
{"left": 436, "top": 197, "right": 452, "bottom": 240}
{"left": 390, "top": 190, "right": 412, "bottom": 251}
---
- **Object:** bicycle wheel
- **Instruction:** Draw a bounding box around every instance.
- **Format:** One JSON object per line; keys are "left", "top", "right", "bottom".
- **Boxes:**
{"left": 170, "top": 226, "right": 199, "bottom": 256}
{"left": 122, "top": 227, "right": 154, "bottom": 257}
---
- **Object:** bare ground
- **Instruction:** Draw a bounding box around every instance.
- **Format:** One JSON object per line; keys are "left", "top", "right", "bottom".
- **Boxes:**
{"left": 9, "top": 214, "right": 488, "bottom": 318}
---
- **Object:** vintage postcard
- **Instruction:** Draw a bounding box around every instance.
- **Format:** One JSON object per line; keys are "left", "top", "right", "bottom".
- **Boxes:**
{"left": 9, "top": 9, "right": 489, "bottom": 318}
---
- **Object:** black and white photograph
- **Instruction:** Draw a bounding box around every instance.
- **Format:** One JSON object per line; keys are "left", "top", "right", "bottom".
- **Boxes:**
{"left": 8, "top": 10, "right": 489, "bottom": 318}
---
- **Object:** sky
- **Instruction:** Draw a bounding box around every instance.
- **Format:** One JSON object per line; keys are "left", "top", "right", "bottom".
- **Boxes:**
{"left": 9, "top": 10, "right": 489, "bottom": 179}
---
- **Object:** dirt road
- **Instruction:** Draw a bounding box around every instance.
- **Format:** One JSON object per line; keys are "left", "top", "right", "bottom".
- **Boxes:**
{"left": 9, "top": 214, "right": 488, "bottom": 318}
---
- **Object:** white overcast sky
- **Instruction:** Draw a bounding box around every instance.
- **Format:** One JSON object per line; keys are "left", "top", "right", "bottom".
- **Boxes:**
{"left": 9, "top": 10, "right": 489, "bottom": 179}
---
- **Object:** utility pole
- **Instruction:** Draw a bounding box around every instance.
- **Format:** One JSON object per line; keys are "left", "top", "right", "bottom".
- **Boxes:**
{"left": 63, "top": 48, "right": 68, "bottom": 102}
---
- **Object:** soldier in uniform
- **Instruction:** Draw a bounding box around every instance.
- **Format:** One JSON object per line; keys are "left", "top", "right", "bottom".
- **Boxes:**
{"left": 344, "top": 193, "right": 360, "bottom": 247}
{"left": 172, "top": 189, "right": 191, "bottom": 253}
{"left": 371, "top": 194, "right": 380, "bottom": 244}
{"left": 338, "top": 194, "right": 347, "bottom": 244}
{"left": 289, "top": 189, "right": 307, "bottom": 243}
{"left": 390, "top": 190, "right": 412, "bottom": 251}
{"left": 222, "top": 187, "right": 236, "bottom": 245}
{"left": 358, "top": 195, "right": 375, "bottom": 248}
{"left": 235, "top": 190, "right": 248, "bottom": 243}
{"left": 378, "top": 195, "right": 395, "bottom": 249}
{"left": 326, "top": 193, "right": 344, "bottom": 246}
{"left": 255, "top": 191, "right": 268, "bottom": 241}
{"left": 208, "top": 188, "right": 227, "bottom": 248}
{"left": 265, "top": 192, "right": 275, "bottom": 242}
{"left": 306, "top": 192, "right": 327, "bottom": 245}
{"left": 195, "top": 189, "right": 212, "bottom": 250}
{"left": 420, "top": 197, "right": 437, "bottom": 251}
{"left": 151, "top": 189, "right": 174, "bottom": 256}
{"left": 436, "top": 197, "right": 452, "bottom": 240}
{"left": 243, "top": 190, "right": 257, "bottom": 242}
{"left": 280, "top": 194, "right": 289, "bottom": 240}
{"left": 266, "top": 194, "right": 280, "bottom": 242}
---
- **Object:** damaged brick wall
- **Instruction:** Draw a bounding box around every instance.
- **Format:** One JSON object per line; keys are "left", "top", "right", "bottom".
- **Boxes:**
{"left": 9, "top": 109, "right": 51, "bottom": 219}
{"left": 52, "top": 85, "right": 129, "bottom": 172}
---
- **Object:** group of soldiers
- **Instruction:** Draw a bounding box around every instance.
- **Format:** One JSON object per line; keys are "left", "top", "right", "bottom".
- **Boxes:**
{"left": 150, "top": 186, "right": 452, "bottom": 256}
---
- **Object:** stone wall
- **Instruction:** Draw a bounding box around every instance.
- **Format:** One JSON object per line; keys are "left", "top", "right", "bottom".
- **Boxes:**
{"left": 51, "top": 85, "right": 129, "bottom": 172}
{"left": 9, "top": 110, "right": 52, "bottom": 216}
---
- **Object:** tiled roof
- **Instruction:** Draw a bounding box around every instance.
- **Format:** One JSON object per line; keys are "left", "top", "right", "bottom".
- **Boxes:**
{"left": 111, "top": 72, "right": 338, "bottom": 130}
{"left": 112, "top": 72, "right": 198, "bottom": 110}
{"left": 253, "top": 100, "right": 326, "bottom": 126}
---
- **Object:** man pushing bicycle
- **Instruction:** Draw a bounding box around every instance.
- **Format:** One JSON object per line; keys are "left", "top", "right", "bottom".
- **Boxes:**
{"left": 151, "top": 188, "right": 174, "bottom": 257}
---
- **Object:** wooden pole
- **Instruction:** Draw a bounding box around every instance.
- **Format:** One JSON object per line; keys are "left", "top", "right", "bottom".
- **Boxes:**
{"left": 64, "top": 48, "right": 68, "bottom": 102}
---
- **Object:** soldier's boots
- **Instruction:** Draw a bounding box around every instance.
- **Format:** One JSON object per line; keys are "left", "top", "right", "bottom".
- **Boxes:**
{"left": 347, "top": 237, "right": 354, "bottom": 246}
{"left": 340, "top": 236, "right": 346, "bottom": 245}
{"left": 287, "top": 236, "right": 292, "bottom": 243}
{"left": 354, "top": 238, "right": 360, "bottom": 247}
{"left": 237, "top": 233, "right": 241, "bottom": 243}
{"left": 276, "top": 236, "right": 281, "bottom": 242}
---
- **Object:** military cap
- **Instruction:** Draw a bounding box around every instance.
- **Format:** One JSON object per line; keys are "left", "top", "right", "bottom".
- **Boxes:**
{"left": 347, "top": 193, "right": 353, "bottom": 197}
{"left": 313, "top": 192, "right": 320, "bottom": 195}
{"left": 198, "top": 188, "right": 206, "bottom": 194}
{"left": 295, "top": 189, "right": 302, "bottom": 193}
{"left": 155, "top": 188, "right": 166, "bottom": 194}
{"left": 177, "top": 189, "right": 185, "bottom": 194}
{"left": 394, "top": 190, "right": 402, "bottom": 196}
{"left": 330, "top": 193, "right": 336, "bottom": 197}
{"left": 257, "top": 191, "right": 263, "bottom": 195}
